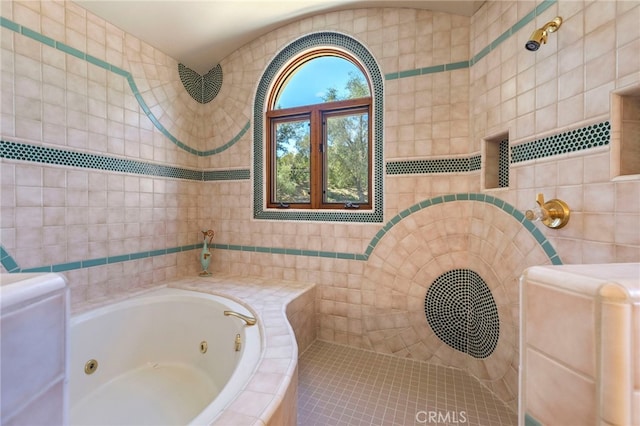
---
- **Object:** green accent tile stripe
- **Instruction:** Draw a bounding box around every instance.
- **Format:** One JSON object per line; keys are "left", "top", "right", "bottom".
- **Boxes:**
{"left": 202, "top": 121, "right": 251, "bottom": 156}
{"left": 421, "top": 64, "right": 445, "bottom": 74}
{"left": 0, "top": 16, "right": 245, "bottom": 157}
{"left": 203, "top": 169, "right": 251, "bottom": 181}
{"left": 389, "top": 120, "right": 605, "bottom": 175}
{"left": 398, "top": 69, "right": 421, "bottom": 78}
{"left": 525, "top": 413, "right": 543, "bottom": 426}
{"left": 7, "top": 243, "right": 203, "bottom": 274}
{"left": 0, "top": 16, "right": 19, "bottom": 31}
{"left": 445, "top": 61, "right": 470, "bottom": 71}
{"left": 86, "top": 54, "right": 111, "bottom": 70}
{"left": 535, "top": 0, "right": 557, "bottom": 15}
{"left": 363, "top": 193, "right": 561, "bottom": 265}
{"left": 386, "top": 155, "right": 481, "bottom": 175}
{"left": 82, "top": 258, "right": 107, "bottom": 268}
{"left": 1, "top": 193, "right": 561, "bottom": 274}
{"left": 386, "top": 61, "right": 468, "bottom": 80}
{"left": 56, "top": 42, "right": 85, "bottom": 59}
{"left": 52, "top": 261, "right": 82, "bottom": 272}
{"left": 0, "top": 140, "right": 249, "bottom": 181}
{"left": 21, "top": 26, "right": 55, "bottom": 47}
{"left": 1, "top": 246, "right": 20, "bottom": 272}
{"left": 511, "top": 121, "right": 610, "bottom": 163}
{"left": 387, "top": 0, "right": 557, "bottom": 78}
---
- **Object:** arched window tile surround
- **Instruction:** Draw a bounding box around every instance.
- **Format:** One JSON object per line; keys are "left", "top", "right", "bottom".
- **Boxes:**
{"left": 253, "top": 32, "right": 384, "bottom": 223}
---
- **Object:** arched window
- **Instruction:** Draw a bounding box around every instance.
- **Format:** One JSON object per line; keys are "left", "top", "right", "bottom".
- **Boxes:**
{"left": 266, "top": 49, "right": 373, "bottom": 210}
{"left": 254, "top": 32, "right": 383, "bottom": 223}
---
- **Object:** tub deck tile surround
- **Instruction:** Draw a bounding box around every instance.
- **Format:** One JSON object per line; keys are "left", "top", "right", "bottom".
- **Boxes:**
{"left": 71, "top": 274, "right": 316, "bottom": 426}
{"left": 171, "top": 274, "right": 315, "bottom": 426}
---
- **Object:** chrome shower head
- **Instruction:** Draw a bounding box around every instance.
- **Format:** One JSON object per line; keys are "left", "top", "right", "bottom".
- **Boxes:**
{"left": 525, "top": 16, "right": 563, "bottom": 51}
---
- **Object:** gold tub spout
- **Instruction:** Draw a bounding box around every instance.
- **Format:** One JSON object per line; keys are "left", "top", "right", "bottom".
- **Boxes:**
{"left": 224, "top": 310, "right": 257, "bottom": 326}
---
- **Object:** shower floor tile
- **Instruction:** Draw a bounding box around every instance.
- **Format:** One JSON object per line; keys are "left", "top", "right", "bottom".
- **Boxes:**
{"left": 297, "top": 340, "right": 516, "bottom": 426}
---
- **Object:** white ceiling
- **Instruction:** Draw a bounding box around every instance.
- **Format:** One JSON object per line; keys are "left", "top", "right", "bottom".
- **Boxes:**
{"left": 75, "top": 1, "right": 485, "bottom": 74}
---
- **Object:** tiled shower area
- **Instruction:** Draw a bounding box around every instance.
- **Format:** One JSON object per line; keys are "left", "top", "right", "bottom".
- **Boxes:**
{"left": 298, "top": 341, "right": 516, "bottom": 426}
{"left": 1, "top": 0, "right": 639, "bottom": 424}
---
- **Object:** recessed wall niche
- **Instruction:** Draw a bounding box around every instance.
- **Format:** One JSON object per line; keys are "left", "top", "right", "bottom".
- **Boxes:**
{"left": 611, "top": 86, "right": 640, "bottom": 178}
{"left": 483, "top": 132, "right": 510, "bottom": 189}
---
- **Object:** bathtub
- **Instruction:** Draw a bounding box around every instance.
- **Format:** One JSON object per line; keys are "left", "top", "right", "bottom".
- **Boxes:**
{"left": 69, "top": 288, "right": 261, "bottom": 425}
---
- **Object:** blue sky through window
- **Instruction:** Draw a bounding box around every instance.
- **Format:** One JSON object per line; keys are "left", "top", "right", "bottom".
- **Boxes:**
{"left": 275, "top": 56, "right": 367, "bottom": 109}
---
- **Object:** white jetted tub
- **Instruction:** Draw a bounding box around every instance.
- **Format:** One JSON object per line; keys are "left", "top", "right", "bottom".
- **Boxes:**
{"left": 69, "top": 288, "right": 261, "bottom": 425}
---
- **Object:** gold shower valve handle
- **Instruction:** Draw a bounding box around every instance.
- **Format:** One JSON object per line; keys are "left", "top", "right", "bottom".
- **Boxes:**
{"left": 525, "top": 193, "right": 570, "bottom": 229}
{"left": 543, "top": 199, "right": 571, "bottom": 230}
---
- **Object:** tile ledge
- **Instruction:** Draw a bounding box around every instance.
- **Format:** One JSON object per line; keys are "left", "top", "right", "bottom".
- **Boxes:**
{"left": 522, "top": 263, "right": 640, "bottom": 299}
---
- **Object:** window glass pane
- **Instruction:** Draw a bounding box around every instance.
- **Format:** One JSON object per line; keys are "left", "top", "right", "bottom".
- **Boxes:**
{"left": 275, "top": 56, "right": 370, "bottom": 109}
{"left": 273, "top": 118, "right": 311, "bottom": 203}
{"left": 324, "top": 111, "right": 369, "bottom": 204}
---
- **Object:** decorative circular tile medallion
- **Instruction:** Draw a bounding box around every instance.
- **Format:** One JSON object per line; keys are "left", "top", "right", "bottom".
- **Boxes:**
{"left": 424, "top": 269, "right": 499, "bottom": 359}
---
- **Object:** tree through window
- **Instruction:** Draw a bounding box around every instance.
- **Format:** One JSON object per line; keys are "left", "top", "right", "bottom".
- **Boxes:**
{"left": 266, "top": 50, "right": 372, "bottom": 210}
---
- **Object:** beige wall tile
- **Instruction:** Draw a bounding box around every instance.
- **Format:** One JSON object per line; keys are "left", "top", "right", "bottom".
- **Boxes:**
{"left": 525, "top": 348, "right": 597, "bottom": 426}
{"left": 525, "top": 282, "right": 596, "bottom": 377}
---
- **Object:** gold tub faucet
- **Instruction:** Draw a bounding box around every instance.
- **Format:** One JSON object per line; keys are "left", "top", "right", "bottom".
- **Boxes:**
{"left": 224, "top": 310, "right": 257, "bottom": 326}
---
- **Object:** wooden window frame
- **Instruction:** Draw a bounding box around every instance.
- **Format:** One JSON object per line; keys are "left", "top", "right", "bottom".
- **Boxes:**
{"left": 265, "top": 51, "right": 373, "bottom": 211}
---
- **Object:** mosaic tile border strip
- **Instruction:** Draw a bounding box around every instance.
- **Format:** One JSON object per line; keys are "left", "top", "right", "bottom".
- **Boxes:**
{"left": 253, "top": 31, "right": 385, "bottom": 223}
{"left": 498, "top": 139, "right": 510, "bottom": 187}
{"left": 203, "top": 169, "right": 251, "bottom": 181}
{"left": 385, "top": 0, "right": 557, "bottom": 80}
{"left": 0, "top": 16, "right": 244, "bottom": 157}
{"left": 178, "top": 63, "right": 223, "bottom": 104}
{"left": 1, "top": 193, "right": 562, "bottom": 274}
{"left": 511, "top": 121, "right": 610, "bottom": 163}
{"left": 0, "top": 140, "right": 250, "bottom": 181}
{"left": 388, "top": 121, "right": 610, "bottom": 176}
{"left": 386, "top": 155, "right": 481, "bottom": 175}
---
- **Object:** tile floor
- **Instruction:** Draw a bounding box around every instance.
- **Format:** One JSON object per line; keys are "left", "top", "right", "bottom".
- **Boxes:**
{"left": 298, "top": 340, "right": 517, "bottom": 426}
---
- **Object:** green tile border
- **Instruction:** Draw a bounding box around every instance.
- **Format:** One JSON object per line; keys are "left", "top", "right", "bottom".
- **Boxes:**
{"left": 12, "top": 120, "right": 607, "bottom": 183}
{"left": 0, "top": 140, "right": 249, "bottom": 181}
{"left": 386, "top": 155, "right": 481, "bottom": 175}
{"left": 525, "top": 413, "right": 543, "bottom": 426}
{"left": 1, "top": 193, "right": 561, "bottom": 274}
{"left": 1, "top": 0, "right": 559, "bottom": 166}
{"left": 389, "top": 120, "right": 609, "bottom": 176}
{"left": 511, "top": 121, "right": 610, "bottom": 163}
{"left": 3, "top": 244, "right": 201, "bottom": 274}
{"left": 0, "top": 17, "right": 245, "bottom": 157}
{"left": 360, "top": 193, "right": 562, "bottom": 265}
{"left": 387, "top": 0, "right": 557, "bottom": 79}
